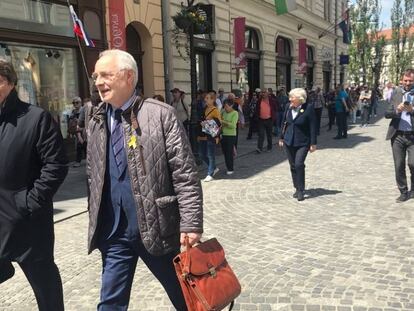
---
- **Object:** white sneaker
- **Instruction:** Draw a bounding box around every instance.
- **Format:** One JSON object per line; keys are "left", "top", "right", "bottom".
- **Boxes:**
{"left": 226, "top": 171, "right": 234, "bottom": 175}
{"left": 204, "top": 175, "right": 213, "bottom": 182}
{"left": 212, "top": 168, "right": 220, "bottom": 177}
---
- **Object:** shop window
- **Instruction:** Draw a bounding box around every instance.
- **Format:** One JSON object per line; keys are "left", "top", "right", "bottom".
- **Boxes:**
{"left": 0, "top": 0, "right": 72, "bottom": 37}
{"left": 84, "top": 10, "right": 102, "bottom": 40}
{"left": 126, "top": 24, "right": 144, "bottom": 93}
{"left": 0, "top": 42, "right": 79, "bottom": 138}
{"left": 276, "top": 36, "right": 292, "bottom": 91}
{"left": 245, "top": 27, "right": 259, "bottom": 50}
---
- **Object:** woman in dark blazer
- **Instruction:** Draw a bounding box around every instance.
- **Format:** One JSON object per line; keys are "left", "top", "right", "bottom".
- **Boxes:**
{"left": 279, "top": 88, "right": 317, "bottom": 201}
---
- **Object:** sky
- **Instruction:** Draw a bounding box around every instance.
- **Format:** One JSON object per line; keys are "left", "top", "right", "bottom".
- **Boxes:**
{"left": 350, "top": 0, "right": 392, "bottom": 29}
{"left": 379, "top": 0, "right": 392, "bottom": 29}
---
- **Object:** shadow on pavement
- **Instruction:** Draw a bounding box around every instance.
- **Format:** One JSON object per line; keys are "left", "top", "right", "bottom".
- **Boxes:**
{"left": 305, "top": 188, "right": 342, "bottom": 199}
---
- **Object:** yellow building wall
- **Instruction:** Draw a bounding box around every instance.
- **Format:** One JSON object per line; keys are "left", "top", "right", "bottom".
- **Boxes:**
{"left": 105, "top": 0, "right": 165, "bottom": 97}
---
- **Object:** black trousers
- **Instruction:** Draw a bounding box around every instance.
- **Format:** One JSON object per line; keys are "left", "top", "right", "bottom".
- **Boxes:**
{"left": 247, "top": 119, "right": 258, "bottom": 138}
{"left": 336, "top": 112, "right": 348, "bottom": 138}
{"left": 328, "top": 106, "right": 336, "bottom": 130}
{"left": 314, "top": 108, "right": 323, "bottom": 135}
{"left": 391, "top": 134, "right": 414, "bottom": 194}
{"left": 18, "top": 259, "right": 64, "bottom": 311}
{"left": 221, "top": 135, "right": 237, "bottom": 171}
{"left": 258, "top": 118, "right": 273, "bottom": 151}
{"left": 284, "top": 144, "right": 309, "bottom": 191}
{"left": 76, "top": 141, "right": 87, "bottom": 163}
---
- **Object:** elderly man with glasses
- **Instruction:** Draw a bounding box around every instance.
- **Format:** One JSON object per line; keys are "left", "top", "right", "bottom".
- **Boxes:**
{"left": 87, "top": 49, "right": 203, "bottom": 310}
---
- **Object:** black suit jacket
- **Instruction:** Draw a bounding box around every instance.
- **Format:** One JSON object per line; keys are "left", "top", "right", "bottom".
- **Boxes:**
{"left": 385, "top": 87, "right": 414, "bottom": 140}
{"left": 281, "top": 103, "right": 317, "bottom": 147}
{"left": 0, "top": 89, "right": 68, "bottom": 263}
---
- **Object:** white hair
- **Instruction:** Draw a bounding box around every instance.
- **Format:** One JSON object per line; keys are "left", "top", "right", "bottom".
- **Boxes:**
{"left": 99, "top": 49, "right": 138, "bottom": 87}
{"left": 289, "top": 88, "right": 307, "bottom": 104}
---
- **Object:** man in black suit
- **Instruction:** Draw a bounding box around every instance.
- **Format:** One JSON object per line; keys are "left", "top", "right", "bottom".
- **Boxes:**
{"left": 279, "top": 88, "right": 317, "bottom": 201}
{"left": 385, "top": 68, "right": 414, "bottom": 203}
{"left": 0, "top": 60, "right": 68, "bottom": 309}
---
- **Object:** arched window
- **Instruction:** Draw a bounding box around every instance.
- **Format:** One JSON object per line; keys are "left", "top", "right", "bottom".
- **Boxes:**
{"left": 126, "top": 24, "right": 144, "bottom": 93}
{"left": 245, "top": 27, "right": 259, "bottom": 50}
{"left": 276, "top": 36, "right": 292, "bottom": 91}
{"left": 276, "top": 37, "right": 291, "bottom": 57}
{"left": 306, "top": 45, "right": 315, "bottom": 89}
{"left": 307, "top": 46, "right": 314, "bottom": 62}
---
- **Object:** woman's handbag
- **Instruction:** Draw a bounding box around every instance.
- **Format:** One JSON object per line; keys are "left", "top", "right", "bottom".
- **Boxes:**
{"left": 173, "top": 237, "right": 241, "bottom": 311}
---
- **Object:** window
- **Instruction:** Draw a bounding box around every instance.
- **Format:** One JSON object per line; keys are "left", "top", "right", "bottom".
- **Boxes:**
{"left": 0, "top": 0, "right": 73, "bottom": 37}
{"left": 245, "top": 27, "right": 259, "bottom": 50}
{"left": 84, "top": 11, "right": 102, "bottom": 40}
{"left": 324, "top": 0, "right": 331, "bottom": 22}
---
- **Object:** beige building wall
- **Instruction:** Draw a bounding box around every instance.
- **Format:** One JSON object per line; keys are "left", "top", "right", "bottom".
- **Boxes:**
{"left": 167, "top": 0, "right": 348, "bottom": 93}
{"left": 104, "top": 0, "right": 165, "bottom": 97}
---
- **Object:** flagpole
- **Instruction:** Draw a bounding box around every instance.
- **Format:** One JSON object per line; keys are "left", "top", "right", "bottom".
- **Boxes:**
{"left": 66, "top": 0, "right": 91, "bottom": 90}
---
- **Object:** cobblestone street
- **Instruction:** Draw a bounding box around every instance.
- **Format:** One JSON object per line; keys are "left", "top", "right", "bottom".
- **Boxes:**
{"left": 1, "top": 112, "right": 414, "bottom": 311}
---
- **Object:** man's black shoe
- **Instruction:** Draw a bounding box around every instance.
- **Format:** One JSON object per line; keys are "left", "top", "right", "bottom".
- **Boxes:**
{"left": 396, "top": 193, "right": 409, "bottom": 203}
{"left": 0, "top": 260, "right": 15, "bottom": 284}
{"left": 293, "top": 190, "right": 298, "bottom": 198}
{"left": 297, "top": 191, "right": 305, "bottom": 201}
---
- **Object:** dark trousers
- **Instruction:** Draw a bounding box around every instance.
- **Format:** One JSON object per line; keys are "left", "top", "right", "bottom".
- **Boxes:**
{"left": 98, "top": 229, "right": 187, "bottom": 311}
{"left": 221, "top": 135, "right": 237, "bottom": 171}
{"left": 76, "top": 141, "right": 86, "bottom": 163}
{"left": 361, "top": 107, "right": 370, "bottom": 125}
{"left": 258, "top": 118, "right": 273, "bottom": 151}
{"left": 247, "top": 119, "right": 258, "bottom": 138}
{"left": 314, "top": 108, "right": 323, "bottom": 135}
{"left": 284, "top": 144, "right": 309, "bottom": 191}
{"left": 336, "top": 112, "right": 348, "bottom": 138}
{"left": 19, "top": 259, "right": 64, "bottom": 311}
{"left": 328, "top": 106, "right": 336, "bottom": 130}
{"left": 391, "top": 134, "right": 414, "bottom": 194}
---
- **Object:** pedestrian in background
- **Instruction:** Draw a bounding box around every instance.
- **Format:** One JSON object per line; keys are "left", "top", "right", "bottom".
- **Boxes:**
{"left": 277, "top": 88, "right": 289, "bottom": 135}
{"left": 221, "top": 98, "right": 239, "bottom": 175}
{"left": 256, "top": 88, "right": 277, "bottom": 153}
{"left": 313, "top": 87, "right": 325, "bottom": 135}
{"left": 0, "top": 59, "right": 68, "bottom": 311}
{"left": 359, "top": 85, "right": 371, "bottom": 128}
{"left": 334, "top": 84, "right": 349, "bottom": 139}
{"left": 170, "top": 87, "right": 190, "bottom": 131}
{"left": 385, "top": 68, "right": 414, "bottom": 203}
{"left": 279, "top": 88, "right": 317, "bottom": 201}
{"left": 69, "top": 96, "right": 86, "bottom": 167}
{"left": 88, "top": 49, "right": 202, "bottom": 310}
{"left": 153, "top": 94, "right": 165, "bottom": 102}
{"left": 247, "top": 92, "right": 259, "bottom": 139}
{"left": 198, "top": 91, "right": 221, "bottom": 182}
{"left": 326, "top": 89, "right": 336, "bottom": 131}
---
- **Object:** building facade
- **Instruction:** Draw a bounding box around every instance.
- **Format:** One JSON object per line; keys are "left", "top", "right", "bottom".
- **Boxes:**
{"left": 164, "top": 0, "right": 349, "bottom": 97}
{"left": 104, "top": 0, "right": 165, "bottom": 97}
{"left": 0, "top": 0, "right": 106, "bottom": 139}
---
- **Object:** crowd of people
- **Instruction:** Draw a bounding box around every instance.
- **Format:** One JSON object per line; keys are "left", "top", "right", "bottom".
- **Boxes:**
{"left": 1, "top": 48, "right": 414, "bottom": 311}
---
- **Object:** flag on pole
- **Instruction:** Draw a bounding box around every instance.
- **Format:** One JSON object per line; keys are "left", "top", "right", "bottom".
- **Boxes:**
{"left": 69, "top": 5, "right": 95, "bottom": 47}
{"left": 233, "top": 17, "right": 246, "bottom": 69}
{"left": 297, "top": 39, "right": 307, "bottom": 74}
{"left": 339, "top": 20, "right": 351, "bottom": 44}
{"left": 274, "top": 0, "right": 297, "bottom": 15}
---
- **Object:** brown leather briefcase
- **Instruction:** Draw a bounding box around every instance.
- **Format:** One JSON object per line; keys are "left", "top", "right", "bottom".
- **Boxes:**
{"left": 173, "top": 238, "right": 241, "bottom": 311}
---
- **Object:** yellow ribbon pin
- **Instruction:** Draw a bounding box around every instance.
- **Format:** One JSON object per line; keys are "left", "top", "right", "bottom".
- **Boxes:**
{"left": 128, "top": 135, "right": 137, "bottom": 149}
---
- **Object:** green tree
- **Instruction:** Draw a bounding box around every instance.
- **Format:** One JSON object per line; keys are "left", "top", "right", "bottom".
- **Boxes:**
{"left": 349, "top": 0, "right": 386, "bottom": 86}
{"left": 389, "top": 0, "right": 414, "bottom": 83}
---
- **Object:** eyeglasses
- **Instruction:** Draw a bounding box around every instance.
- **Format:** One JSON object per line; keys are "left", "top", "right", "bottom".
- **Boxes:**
{"left": 91, "top": 69, "right": 126, "bottom": 83}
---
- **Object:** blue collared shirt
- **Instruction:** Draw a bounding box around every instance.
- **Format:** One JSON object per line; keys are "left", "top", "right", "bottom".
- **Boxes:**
{"left": 398, "top": 88, "right": 414, "bottom": 131}
{"left": 107, "top": 94, "right": 136, "bottom": 134}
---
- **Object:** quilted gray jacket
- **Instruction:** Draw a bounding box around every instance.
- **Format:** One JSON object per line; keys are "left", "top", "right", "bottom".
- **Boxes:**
{"left": 86, "top": 96, "right": 203, "bottom": 256}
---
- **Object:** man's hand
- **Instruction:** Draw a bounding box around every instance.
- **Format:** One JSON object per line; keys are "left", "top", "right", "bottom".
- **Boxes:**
{"left": 310, "top": 145, "right": 317, "bottom": 153}
{"left": 180, "top": 232, "right": 202, "bottom": 246}
{"left": 397, "top": 103, "right": 405, "bottom": 113}
{"left": 405, "top": 104, "right": 414, "bottom": 113}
